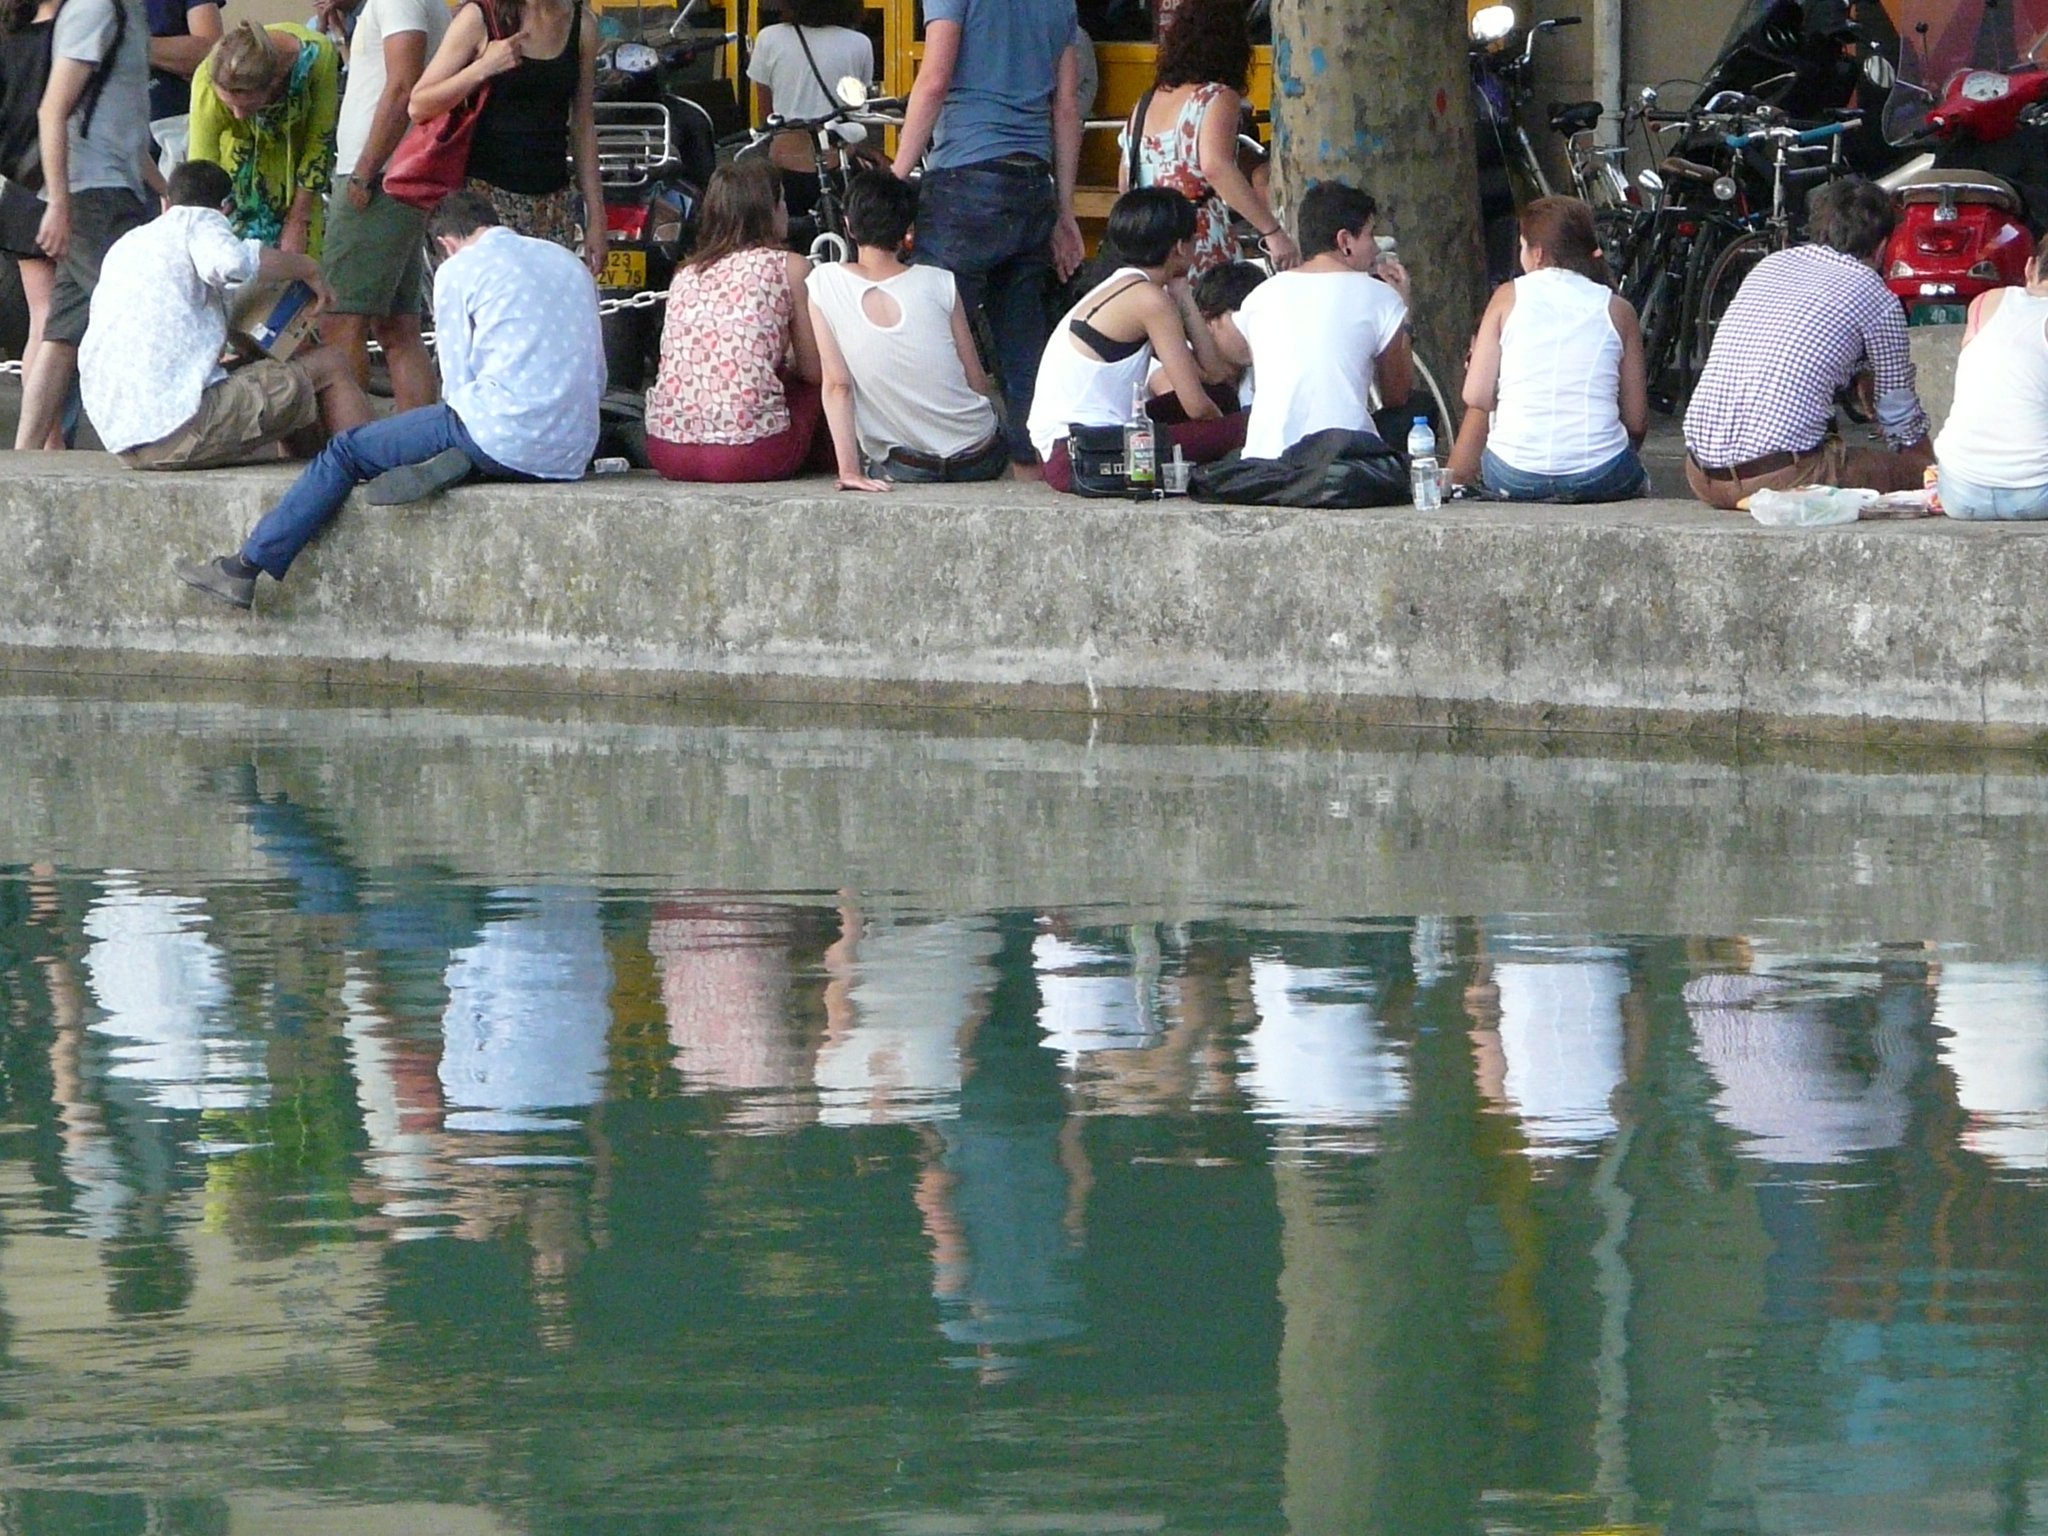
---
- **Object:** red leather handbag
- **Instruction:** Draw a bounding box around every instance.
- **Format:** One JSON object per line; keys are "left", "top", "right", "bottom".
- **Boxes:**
{"left": 382, "top": 0, "right": 499, "bottom": 212}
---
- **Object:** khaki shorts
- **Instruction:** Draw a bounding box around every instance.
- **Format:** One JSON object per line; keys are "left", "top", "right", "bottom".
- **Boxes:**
{"left": 120, "top": 359, "right": 320, "bottom": 470}
{"left": 323, "top": 184, "right": 430, "bottom": 316}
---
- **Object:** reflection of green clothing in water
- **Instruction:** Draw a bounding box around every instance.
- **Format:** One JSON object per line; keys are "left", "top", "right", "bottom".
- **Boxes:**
{"left": 189, "top": 25, "right": 339, "bottom": 256}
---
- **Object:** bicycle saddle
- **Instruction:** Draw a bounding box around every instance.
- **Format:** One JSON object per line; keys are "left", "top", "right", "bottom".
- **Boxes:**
{"left": 1548, "top": 99, "right": 1604, "bottom": 133}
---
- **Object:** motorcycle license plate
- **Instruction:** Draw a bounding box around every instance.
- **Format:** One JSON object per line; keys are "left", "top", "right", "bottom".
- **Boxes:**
{"left": 601, "top": 248, "right": 646, "bottom": 292}
{"left": 1910, "top": 301, "right": 1968, "bottom": 327}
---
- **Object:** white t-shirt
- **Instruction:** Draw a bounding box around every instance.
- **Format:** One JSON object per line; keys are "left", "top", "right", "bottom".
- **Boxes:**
{"left": 806, "top": 262, "right": 997, "bottom": 461}
{"left": 336, "top": 0, "right": 450, "bottom": 175}
{"left": 1236, "top": 267, "right": 1408, "bottom": 459}
{"left": 80, "top": 205, "right": 262, "bottom": 453}
{"left": 747, "top": 22, "right": 873, "bottom": 124}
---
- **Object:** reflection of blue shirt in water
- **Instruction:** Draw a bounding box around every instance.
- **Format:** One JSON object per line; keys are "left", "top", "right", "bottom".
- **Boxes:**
{"left": 936, "top": 1118, "right": 1083, "bottom": 1349}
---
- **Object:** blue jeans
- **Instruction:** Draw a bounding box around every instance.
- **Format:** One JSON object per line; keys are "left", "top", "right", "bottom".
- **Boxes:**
{"left": 242, "top": 405, "right": 524, "bottom": 578}
{"left": 1936, "top": 467, "right": 2048, "bottom": 520}
{"left": 1482, "top": 446, "right": 1648, "bottom": 502}
{"left": 913, "top": 159, "right": 1059, "bottom": 463}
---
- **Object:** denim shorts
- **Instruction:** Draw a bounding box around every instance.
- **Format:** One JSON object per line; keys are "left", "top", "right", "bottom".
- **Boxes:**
{"left": 1481, "top": 445, "right": 1649, "bottom": 503}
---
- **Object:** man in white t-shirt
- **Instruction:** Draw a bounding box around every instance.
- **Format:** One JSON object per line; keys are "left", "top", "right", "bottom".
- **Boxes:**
{"left": 1235, "top": 180, "right": 1413, "bottom": 460}
{"left": 317, "top": 0, "right": 449, "bottom": 412}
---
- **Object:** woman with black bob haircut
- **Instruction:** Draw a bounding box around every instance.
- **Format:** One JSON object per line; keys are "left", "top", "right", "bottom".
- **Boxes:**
{"left": 1027, "top": 186, "right": 1251, "bottom": 492}
{"left": 1120, "top": 0, "right": 1296, "bottom": 272}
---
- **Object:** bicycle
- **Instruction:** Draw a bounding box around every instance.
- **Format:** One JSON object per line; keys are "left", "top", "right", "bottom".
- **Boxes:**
{"left": 727, "top": 82, "right": 904, "bottom": 266}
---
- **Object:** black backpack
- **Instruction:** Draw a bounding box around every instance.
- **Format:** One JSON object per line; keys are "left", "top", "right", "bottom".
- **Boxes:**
{"left": 1188, "top": 427, "right": 1410, "bottom": 509}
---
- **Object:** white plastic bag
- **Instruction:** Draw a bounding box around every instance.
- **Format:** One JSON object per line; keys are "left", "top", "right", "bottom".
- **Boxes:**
{"left": 1746, "top": 486, "right": 1877, "bottom": 527}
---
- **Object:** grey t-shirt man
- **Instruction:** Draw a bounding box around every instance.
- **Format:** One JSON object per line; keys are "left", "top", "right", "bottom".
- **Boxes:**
{"left": 922, "top": 0, "right": 1077, "bottom": 170}
{"left": 53, "top": 0, "right": 150, "bottom": 197}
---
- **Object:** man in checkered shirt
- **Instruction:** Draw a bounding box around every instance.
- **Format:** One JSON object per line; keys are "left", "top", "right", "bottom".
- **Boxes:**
{"left": 1684, "top": 177, "right": 1932, "bottom": 510}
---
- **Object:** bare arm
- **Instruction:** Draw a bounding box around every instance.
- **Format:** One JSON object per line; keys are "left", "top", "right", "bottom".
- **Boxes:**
{"left": 889, "top": 18, "right": 957, "bottom": 178}
{"left": 148, "top": 0, "right": 221, "bottom": 79}
{"left": 1446, "top": 289, "right": 1509, "bottom": 483}
{"left": 949, "top": 295, "right": 992, "bottom": 396}
{"left": 1963, "top": 285, "right": 2005, "bottom": 344}
{"left": 1376, "top": 327, "right": 1413, "bottom": 409}
{"left": 34, "top": 56, "right": 91, "bottom": 259}
{"left": 1165, "top": 274, "right": 1230, "bottom": 384}
{"left": 1612, "top": 294, "right": 1649, "bottom": 447}
{"left": 1194, "top": 87, "right": 1297, "bottom": 269}
{"left": 1049, "top": 40, "right": 1083, "bottom": 279}
{"left": 786, "top": 252, "right": 822, "bottom": 384}
{"left": 411, "top": 5, "right": 517, "bottom": 123}
{"left": 1136, "top": 286, "right": 1220, "bottom": 422}
{"left": 351, "top": 28, "right": 428, "bottom": 186}
{"left": 811, "top": 298, "right": 890, "bottom": 491}
{"left": 571, "top": 8, "right": 604, "bottom": 275}
{"left": 253, "top": 246, "right": 336, "bottom": 313}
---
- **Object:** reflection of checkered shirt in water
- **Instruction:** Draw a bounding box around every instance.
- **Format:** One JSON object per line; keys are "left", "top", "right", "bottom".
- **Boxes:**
{"left": 1684, "top": 242, "right": 1929, "bottom": 468}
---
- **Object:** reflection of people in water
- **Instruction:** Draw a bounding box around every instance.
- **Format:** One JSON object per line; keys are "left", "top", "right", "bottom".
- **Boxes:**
{"left": 1685, "top": 950, "right": 1920, "bottom": 1164}
{"left": 1467, "top": 942, "right": 1629, "bottom": 1153}
{"left": 814, "top": 904, "right": 998, "bottom": 1126}
{"left": 1934, "top": 962, "right": 2048, "bottom": 1169}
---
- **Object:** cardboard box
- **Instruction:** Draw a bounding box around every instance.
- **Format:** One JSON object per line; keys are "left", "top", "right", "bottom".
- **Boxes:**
{"left": 227, "top": 279, "right": 320, "bottom": 361}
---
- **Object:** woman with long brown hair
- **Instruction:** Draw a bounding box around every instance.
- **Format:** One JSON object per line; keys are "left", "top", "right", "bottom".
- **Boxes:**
{"left": 642, "top": 157, "right": 825, "bottom": 483}
{"left": 1120, "top": 0, "right": 1295, "bottom": 273}
{"left": 1446, "top": 196, "right": 1649, "bottom": 501}
{"left": 408, "top": 0, "right": 603, "bottom": 274}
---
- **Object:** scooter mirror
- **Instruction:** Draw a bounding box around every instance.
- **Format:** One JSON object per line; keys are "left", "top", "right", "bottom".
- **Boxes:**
{"left": 1639, "top": 84, "right": 1659, "bottom": 106}
{"left": 836, "top": 75, "right": 869, "bottom": 109}
{"left": 1471, "top": 5, "right": 1516, "bottom": 44}
{"left": 1863, "top": 52, "right": 1895, "bottom": 88}
{"left": 1637, "top": 168, "right": 1664, "bottom": 196}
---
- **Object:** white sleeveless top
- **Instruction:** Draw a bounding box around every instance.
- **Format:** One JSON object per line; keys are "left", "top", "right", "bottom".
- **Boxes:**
{"left": 1027, "top": 268, "right": 1156, "bottom": 461}
{"left": 806, "top": 262, "right": 998, "bottom": 462}
{"left": 1937, "top": 289, "right": 2048, "bottom": 488}
{"left": 1486, "top": 267, "right": 1629, "bottom": 476}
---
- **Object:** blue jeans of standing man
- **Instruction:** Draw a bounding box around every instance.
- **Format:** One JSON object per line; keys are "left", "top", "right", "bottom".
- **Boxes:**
{"left": 1481, "top": 446, "right": 1650, "bottom": 502}
{"left": 913, "top": 158, "right": 1060, "bottom": 464}
{"left": 242, "top": 405, "right": 526, "bottom": 579}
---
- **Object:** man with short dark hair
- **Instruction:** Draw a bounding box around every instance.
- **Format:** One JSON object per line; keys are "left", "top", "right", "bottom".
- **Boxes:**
{"left": 889, "top": 0, "right": 1084, "bottom": 477}
{"left": 1233, "top": 180, "right": 1412, "bottom": 460}
{"left": 806, "top": 169, "right": 1004, "bottom": 489}
{"left": 82, "top": 159, "right": 371, "bottom": 470}
{"left": 1685, "top": 176, "right": 1932, "bottom": 508}
{"left": 176, "top": 190, "right": 603, "bottom": 610}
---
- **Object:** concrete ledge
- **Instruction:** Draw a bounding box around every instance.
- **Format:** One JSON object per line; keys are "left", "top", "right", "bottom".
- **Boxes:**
{"left": 1, "top": 454, "right": 2044, "bottom": 742}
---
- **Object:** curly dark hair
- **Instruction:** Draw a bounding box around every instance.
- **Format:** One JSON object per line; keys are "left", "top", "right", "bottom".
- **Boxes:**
{"left": 1154, "top": 0, "right": 1251, "bottom": 94}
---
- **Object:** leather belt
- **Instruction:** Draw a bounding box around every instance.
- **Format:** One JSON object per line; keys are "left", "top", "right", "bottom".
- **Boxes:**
{"left": 886, "top": 433, "right": 1003, "bottom": 475}
{"left": 1694, "top": 448, "right": 1816, "bottom": 481}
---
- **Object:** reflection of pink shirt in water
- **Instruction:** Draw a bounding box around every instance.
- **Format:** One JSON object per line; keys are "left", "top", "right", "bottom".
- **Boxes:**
{"left": 652, "top": 906, "right": 810, "bottom": 1128}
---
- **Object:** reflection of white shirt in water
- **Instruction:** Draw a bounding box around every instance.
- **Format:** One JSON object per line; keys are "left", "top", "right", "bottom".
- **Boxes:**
{"left": 814, "top": 918, "right": 997, "bottom": 1126}
{"left": 1032, "top": 931, "right": 1153, "bottom": 1059}
{"left": 1686, "top": 969, "right": 1912, "bottom": 1164}
{"left": 1495, "top": 959, "right": 1627, "bottom": 1151}
{"left": 440, "top": 888, "right": 611, "bottom": 1132}
{"left": 1934, "top": 962, "right": 2048, "bottom": 1169}
{"left": 1240, "top": 958, "right": 1407, "bottom": 1127}
{"left": 82, "top": 881, "right": 264, "bottom": 1111}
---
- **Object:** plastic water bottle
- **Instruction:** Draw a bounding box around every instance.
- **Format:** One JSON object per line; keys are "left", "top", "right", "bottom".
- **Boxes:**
{"left": 1407, "top": 416, "right": 1441, "bottom": 511}
{"left": 1125, "top": 382, "right": 1157, "bottom": 497}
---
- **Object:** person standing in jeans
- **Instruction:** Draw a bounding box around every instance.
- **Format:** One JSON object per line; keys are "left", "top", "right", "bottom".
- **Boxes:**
{"left": 889, "top": 0, "right": 1084, "bottom": 478}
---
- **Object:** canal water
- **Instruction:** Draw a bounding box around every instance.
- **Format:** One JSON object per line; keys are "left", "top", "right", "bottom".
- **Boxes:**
{"left": 2, "top": 690, "right": 2047, "bottom": 1535}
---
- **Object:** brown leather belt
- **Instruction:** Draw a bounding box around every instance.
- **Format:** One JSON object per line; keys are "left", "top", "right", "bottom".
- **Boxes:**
{"left": 886, "top": 433, "right": 1004, "bottom": 475}
{"left": 1694, "top": 448, "right": 1813, "bottom": 481}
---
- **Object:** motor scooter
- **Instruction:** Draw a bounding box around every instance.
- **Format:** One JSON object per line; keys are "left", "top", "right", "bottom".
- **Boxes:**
{"left": 1877, "top": 0, "right": 2048, "bottom": 324}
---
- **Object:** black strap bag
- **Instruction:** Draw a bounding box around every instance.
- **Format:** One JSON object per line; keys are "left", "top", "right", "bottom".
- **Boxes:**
{"left": 1065, "top": 423, "right": 1130, "bottom": 498}
{"left": 1188, "top": 427, "right": 1409, "bottom": 509}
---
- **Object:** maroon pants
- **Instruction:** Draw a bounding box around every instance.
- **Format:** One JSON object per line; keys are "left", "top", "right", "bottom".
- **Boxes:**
{"left": 1044, "top": 411, "right": 1249, "bottom": 495}
{"left": 648, "top": 378, "right": 827, "bottom": 483}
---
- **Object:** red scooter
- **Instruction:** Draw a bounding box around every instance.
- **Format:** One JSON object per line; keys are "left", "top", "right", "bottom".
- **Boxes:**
{"left": 1878, "top": 0, "right": 2048, "bottom": 324}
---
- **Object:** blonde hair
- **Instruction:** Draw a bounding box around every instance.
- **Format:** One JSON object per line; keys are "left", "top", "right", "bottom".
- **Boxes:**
{"left": 209, "top": 22, "right": 286, "bottom": 99}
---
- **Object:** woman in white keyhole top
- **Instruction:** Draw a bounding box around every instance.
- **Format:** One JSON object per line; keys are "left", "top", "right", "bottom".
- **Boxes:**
{"left": 1935, "top": 243, "right": 2048, "bottom": 519}
{"left": 1446, "top": 196, "right": 1651, "bottom": 502}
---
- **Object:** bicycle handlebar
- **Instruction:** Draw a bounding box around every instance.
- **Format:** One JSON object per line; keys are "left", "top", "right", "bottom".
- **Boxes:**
{"left": 1722, "top": 117, "right": 1860, "bottom": 149}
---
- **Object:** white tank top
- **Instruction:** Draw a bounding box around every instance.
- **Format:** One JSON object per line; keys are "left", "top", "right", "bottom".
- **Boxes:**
{"left": 1027, "top": 269, "right": 1156, "bottom": 461}
{"left": 805, "top": 263, "right": 999, "bottom": 462}
{"left": 1936, "top": 288, "right": 2048, "bottom": 488}
{"left": 1485, "top": 267, "right": 1629, "bottom": 476}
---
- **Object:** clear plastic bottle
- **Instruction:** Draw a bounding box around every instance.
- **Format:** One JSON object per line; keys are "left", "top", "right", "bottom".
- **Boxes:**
{"left": 1406, "top": 416, "right": 1441, "bottom": 512}
{"left": 1125, "top": 382, "right": 1157, "bottom": 497}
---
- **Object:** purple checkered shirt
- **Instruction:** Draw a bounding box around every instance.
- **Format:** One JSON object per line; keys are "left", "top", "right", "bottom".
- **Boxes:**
{"left": 1684, "top": 243, "right": 1928, "bottom": 467}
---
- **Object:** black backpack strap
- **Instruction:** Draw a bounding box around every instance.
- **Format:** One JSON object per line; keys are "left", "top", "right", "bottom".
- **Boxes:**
{"left": 75, "top": 0, "right": 127, "bottom": 143}
{"left": 792, "top": 22, "right": 837, "bottom": 110}
{"left": 1126, "top": 85, "right": 1156, "bottom": 188}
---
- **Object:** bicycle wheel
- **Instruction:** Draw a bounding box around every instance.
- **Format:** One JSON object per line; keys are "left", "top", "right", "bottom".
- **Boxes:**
{"left": 1691, "top": 231, "right": 1772, "bottom": 390}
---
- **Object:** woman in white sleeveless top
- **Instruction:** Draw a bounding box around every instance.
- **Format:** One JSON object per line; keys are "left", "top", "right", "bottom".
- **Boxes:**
{"left": 1935, "top": 244, "right": 2048, "bottom": 519}
{"left": 1446, "top": 197, "right": 1650, "bottom": 502}
{"left": 1025, "top": 187, "right": 1237, "bottom": 493}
